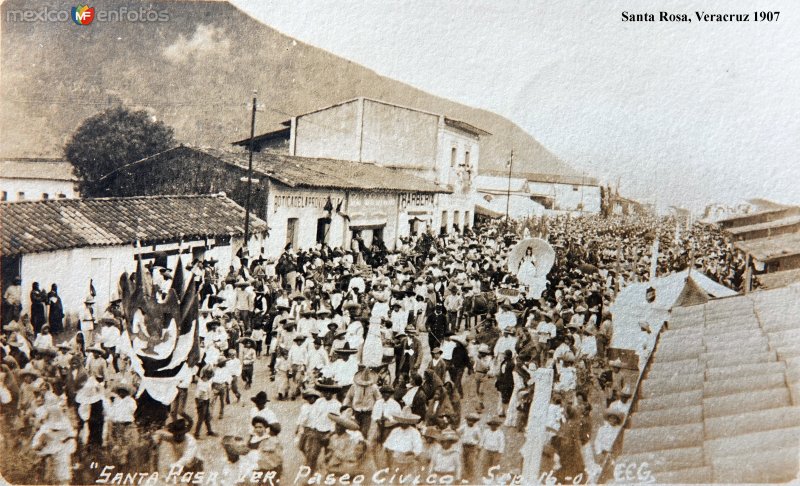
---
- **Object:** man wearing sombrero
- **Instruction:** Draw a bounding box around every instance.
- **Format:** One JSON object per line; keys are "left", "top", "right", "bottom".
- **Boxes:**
{"left": 383, "top": 406, "right": 423, "bottom": 469}
{"left": 304, "top": 379, "right": 342, "bottom": 469}
{"left": 343, "top": 364, "right": 381, "bottom": 436}
{"left": 79, "top": 295, "right": 96, "bottom": 347}
{"left": 323, "top": 409, "right": 367, "bottom": 475}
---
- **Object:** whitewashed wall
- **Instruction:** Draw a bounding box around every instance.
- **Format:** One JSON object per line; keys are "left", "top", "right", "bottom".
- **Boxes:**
{"left": 19, "top": 237, "right": 255, "bottom": 320}
{"left": 21, "top": 245, "right": 133, "bottom": 322}
{"left": 528, "top": 181, "right": 601, "bottom": 213}
{"left": 0, "top": 178, "right": 78, "bottom": 201}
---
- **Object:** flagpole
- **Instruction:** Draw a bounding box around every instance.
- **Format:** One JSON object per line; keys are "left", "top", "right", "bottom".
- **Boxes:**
{"left": 505, "top": 149, "right": 514, "bottom": 223}
{"left": 650, "top": 232, "right": 660, "bottom": 281}
{"left": 244, "top": 90, "right": 258, "bottom": 254}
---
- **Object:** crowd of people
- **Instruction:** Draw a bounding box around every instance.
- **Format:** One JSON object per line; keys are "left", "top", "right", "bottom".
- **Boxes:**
{"left": 0, "top": 213, "right": 744, "bottom": 484}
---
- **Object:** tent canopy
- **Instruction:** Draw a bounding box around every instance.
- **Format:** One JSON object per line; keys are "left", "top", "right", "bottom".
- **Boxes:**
{"left": 611, "top": 269, "right": 737, "bottom": 314}
{"left": 610, "top": 269, "right": 737, "bottom": 351}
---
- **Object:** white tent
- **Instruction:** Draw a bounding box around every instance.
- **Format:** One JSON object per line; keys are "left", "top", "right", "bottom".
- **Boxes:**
{"left": 610, "top": 269, "right": 738, "bottom": 352}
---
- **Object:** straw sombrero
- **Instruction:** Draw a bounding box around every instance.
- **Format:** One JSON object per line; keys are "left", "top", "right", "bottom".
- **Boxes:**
{"left": 335, "top": 344, "right": 358, "bottom": 355}
{"left": 487, "top": 416, "right": 504, "bottom": 426}
{"left": 328, "top": 410, "right": 360, "bottom": 431}
{"left": 353, "top": 368, "right": 378, "bottom": 387}
{"left": 391, "top": 406, "right": 421, "bottom": 425}
{"left": 222, "top": 435, "right": 250, "bottom": 457}
{"left": 439, "top": 428, "right": 459, "bottom": 442}
{"left": 315, "top": 379, "right": 342, "bottom": 391}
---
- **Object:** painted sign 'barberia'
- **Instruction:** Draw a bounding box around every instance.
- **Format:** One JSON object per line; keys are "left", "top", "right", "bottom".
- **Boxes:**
{"left": 273, "top": 192, "right": 343, "bottom": 209}
{"left": 399, "top": 192, "right": 435, "bottom": 210}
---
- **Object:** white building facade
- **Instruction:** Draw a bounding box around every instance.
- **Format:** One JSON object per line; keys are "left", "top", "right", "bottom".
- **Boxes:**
{"left": 263, "top": 183, "right": 444, "bottom": 257}
{"left": 0, "top": 158, "right": 80, "bottom": 202}
{"left": 1, "top": 195, "right": 266, "bottom": 320}
{"left": 288, "top": 97, "right": 489, "bottom": 234}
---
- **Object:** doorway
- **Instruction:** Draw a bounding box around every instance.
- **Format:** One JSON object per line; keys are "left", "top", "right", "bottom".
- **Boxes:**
{"left": 286, "top": 218, "right": 299, "bottom": 249}
{"left": 316, "top": 217, "right": 331, "bottom": 245}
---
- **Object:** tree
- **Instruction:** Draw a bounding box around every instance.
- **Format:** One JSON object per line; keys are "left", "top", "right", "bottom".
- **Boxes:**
{"left": 65, "top": 106, "right": 175, "bottom": 196}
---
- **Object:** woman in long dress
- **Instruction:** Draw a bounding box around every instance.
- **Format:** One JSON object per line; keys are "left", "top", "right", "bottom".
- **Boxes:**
{"left": 503, "top": 364, "right": 528, "bottom": 428}
{"left": 360, "top": 316, "right": 384, "bottom": 368}
{"left": 517, "top": 247, "right": 548, "bottom": 299}
{"left": 516, "top": 248, "right": 538, "bottom": 288}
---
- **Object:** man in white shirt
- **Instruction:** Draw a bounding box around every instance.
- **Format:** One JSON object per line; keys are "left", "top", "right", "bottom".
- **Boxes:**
{"left": 224, "top": 349, "right": 242, "bottom": 404}
{"left": 608, "top": 385, "right": 632, "bottom": 416}
{"left": 328, "top": 347, "right": 359, "bottom": 387}
{"left": 536, "top": 318, "right": 557, "bottom": 344}
{"left": 211, "top": 358, "right": 230, "bottom": 419}
{"left": 305, "top": 338, "right": 329, "bottom": 376}
{"left": 554, "top": 353, "right": 577, "bottom": 394}
{"left": 208, "top": 322, "right": 229, "bottom": 352}
{"left": 370, "top": 386, "right": 401, "bottom": 444}
{"left": 443, "top": 286, "right": 463, "bottom": 331}
{"left": 495, "top": 303, "right": 517, "bottom": 332}
{"left": 594, "top": 410, "right": 623, "bottom": 461}
{"left": 287, "top": 335, "right": 308, "bottom": 399}
{"left": 79, "top": 297, "right": 96, "bottom": 346}
{"left": 348, "top": 274, "right": 365, "bottom": 294}
{"left": 383, "top": 408, "right": 423, "bottom": 467}
{"left": 305, "top": 385, "right": 342, "bottom": 469}
{"left": 579, "top": 327, "right": 598, "bottom": 359}
{"left": 389, "top": 303, "right": 409, "bottom": 335}
{"left": 249, "top": 391, "right": 279, "bottom": 425}
{"left": 493, "top": 328, "right": 518, "bottom": 358}
{"left": 99, "top": 316, "right": 121, "bottom": 351}
{"left": 440, "top": 334, "right": 457, "bottom": 361}
{"left": 479, "top": 417, "right": 506, "bottom": 474}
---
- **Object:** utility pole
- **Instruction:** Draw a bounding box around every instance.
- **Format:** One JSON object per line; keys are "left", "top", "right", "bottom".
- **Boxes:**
{"left": 243, "top": 90, "right": 257, "bottom": 252}
{"left": 505, "top": 149, "right": 514, "bottom": 222}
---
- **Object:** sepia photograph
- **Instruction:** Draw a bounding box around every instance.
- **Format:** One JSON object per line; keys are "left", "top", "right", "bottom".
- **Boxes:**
{"left": 0, "top": 0, "right": 798, "bottom": 484}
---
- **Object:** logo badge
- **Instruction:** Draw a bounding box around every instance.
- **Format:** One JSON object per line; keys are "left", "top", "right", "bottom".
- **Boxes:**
{"left": 71, "top": 5, "right": 95, "bottom": 25}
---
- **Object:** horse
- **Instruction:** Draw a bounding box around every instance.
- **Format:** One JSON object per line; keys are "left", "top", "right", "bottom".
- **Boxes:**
{"left": 462, "top": 292, "right": 498, "bottom": 330}
{"left": 473, "top": 317, "right": 501, "bottom": 351}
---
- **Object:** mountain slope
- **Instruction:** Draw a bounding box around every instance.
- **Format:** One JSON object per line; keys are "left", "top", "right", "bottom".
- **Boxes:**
{"left": 0, "top": 0, "right": 578, "bottom": 177}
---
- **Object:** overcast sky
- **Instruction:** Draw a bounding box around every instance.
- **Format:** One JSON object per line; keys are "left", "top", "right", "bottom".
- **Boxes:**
{"left": 232, "top": 0, "right": 799, "bottom": 212}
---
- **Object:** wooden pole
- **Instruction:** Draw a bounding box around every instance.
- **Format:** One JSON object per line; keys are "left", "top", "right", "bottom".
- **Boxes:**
{"left": 243, "top": 91, "right": 258, "bottom": 251}
{"left": 505, "top": 149, "right": 514, "bottom": 222}
{"left": 521, "top": 368, "right": 554, "bottom": 484}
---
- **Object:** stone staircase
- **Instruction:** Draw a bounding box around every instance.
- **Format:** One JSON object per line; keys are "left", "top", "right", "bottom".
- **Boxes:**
{"left": 615, "top": 286, "right": 800, "bottom": 483}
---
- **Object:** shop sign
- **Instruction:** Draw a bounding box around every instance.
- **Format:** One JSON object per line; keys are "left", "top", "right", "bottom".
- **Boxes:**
{"left": 274, "top": 191, "right": 343, "bottom": 210}
{"left": 399, "top": 192, "right": 435, "bottom": 210}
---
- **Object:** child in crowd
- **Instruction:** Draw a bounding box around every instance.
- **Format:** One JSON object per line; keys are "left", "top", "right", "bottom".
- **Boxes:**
{"left": 195, "top": 368, "right": 215, "bottom": 437}
{"left": 240, "top": 339, "right": 256, "bottom": 389}
{"left": 478, "top": 417, "right": 505, "bottom": 477}
{"left": 459, "top": 413, "right": 482, "bottom": 482}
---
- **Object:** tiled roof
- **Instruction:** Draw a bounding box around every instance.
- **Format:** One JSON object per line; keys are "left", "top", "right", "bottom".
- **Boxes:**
{"left": 727, "top": 214, "right": 800, "bottom": 236}
{"left": 230, "top": 127, "right": 291, "bottom": 147}
{"left": 716, "top": 205, "right": 796, "bottom": 225}
{"left": 0, "top": 158, "right": 79, "bottom": 181}
{"left": 199, "top": 147, "right": 450, "bottom": 194}
{"left": 0, "top": 194, "right": 267, "bottom": 256}
{"left": 734, "top": 233, "right": 800, "bottom": 262}
{"left": 757, "top": 268, "right": 800, "bottom": 289}
{"left": 616, "top": 286, "right": 800, "bottom": 483}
